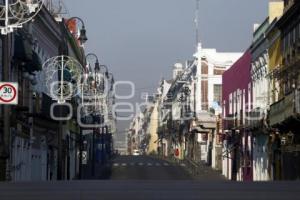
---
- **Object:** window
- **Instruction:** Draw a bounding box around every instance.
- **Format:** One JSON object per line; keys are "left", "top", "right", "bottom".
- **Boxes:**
{"left": 213, "top": 84, "right": 222, "bottom": 106}
{"left": 229, "top": 93, "right": 233, "bottom": 115}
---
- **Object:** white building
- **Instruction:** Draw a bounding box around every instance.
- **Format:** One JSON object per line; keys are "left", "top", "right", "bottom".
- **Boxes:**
{"left": 193, "top": 43, "right": 242, "bottom": 168}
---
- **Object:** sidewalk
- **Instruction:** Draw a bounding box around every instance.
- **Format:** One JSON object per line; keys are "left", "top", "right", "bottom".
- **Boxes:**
{"left": 160, "top": 156, "right": 226, "bottom": 181}
{"left": 82, "top": 162, "right": 113, "bottom": 180}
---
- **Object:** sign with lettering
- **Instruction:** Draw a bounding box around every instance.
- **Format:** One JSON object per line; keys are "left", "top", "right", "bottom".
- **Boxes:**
{"left": 0, "top": 82, "right": 18, "bottom": 105}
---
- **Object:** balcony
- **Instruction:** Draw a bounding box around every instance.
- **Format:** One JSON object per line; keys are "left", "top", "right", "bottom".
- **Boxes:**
{"left": 223, "top": 114, "right": 235, "bottom": 130}
{"left": 247, "top": 108, "right": 265, "bottom": 129}
{"left": 269, "top": 90, "right": 299, "bottom": 126}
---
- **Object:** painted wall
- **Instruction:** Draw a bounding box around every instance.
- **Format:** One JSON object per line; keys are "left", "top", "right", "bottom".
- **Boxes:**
{"left": 222, "top": 50, "right": 252, "bottom": 180}
{"left": 222, "top": 50, "right": 252, "bottom": 118}
{"left": 269, "top": 1, "right": 284, "bottom": 23}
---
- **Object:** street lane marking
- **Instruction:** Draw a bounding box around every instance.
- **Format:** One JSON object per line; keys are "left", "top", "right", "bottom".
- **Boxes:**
{"left": 147, "top": 163, "right": 153, "bottom": 166}
{"left": 155, "top": 163, "right": 161, "bottom": 166}
{"left": 121, "top": 163, "right": 127, "bottom": 167}
{"left": 138, "top": 163, "right": 144, "bottom": 166}
{"left": 113, "top": 163, "right": 119, "bottom": 167}
{"left": 130, "top": 162, "right": 135, "bottom": 166}
{"left": 163, "top": 163, "right": 169, "bottom": 166}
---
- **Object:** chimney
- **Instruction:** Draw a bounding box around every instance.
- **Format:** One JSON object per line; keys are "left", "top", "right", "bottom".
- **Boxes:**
{"left": 269, "top": 0, "right": 284, "bottom": 23}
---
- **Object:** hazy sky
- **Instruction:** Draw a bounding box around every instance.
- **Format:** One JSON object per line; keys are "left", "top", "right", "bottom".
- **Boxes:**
{"left": 62, "top": 0, "right": 268, "bottom": 146}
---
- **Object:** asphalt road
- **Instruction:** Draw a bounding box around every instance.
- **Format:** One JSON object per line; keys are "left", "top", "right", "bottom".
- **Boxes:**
{"left": 0, "top": 156, "right": 300, "bottom": 200}
{"left": 108, "top": 155, "right": 193, "bottom": 180}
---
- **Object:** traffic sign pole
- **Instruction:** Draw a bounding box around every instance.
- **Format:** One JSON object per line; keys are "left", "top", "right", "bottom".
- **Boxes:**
{"left": 0, "top": 33, "right": 11, "bottom": 181}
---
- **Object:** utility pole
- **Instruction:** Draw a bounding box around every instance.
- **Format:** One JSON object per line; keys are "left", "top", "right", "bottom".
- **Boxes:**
{"left": 101, "top": 125, "right": 105, "bottom": 164}
{"left": 0, "top": 33, "right": 11, "bottom": 181}
{"left": 57, "top": 56, "right": 64, "bottom": 181}
{"left": 195, "top": 0, "right": 200, "bottom": 48}
{"left": 78, "top": 128, "right": 83, "bottom": 179}
{"left": 57, "top": 118, "right": 63, "bottom": 180}
{"left": 91, "top": 127, "right": 95, "bottom": 177}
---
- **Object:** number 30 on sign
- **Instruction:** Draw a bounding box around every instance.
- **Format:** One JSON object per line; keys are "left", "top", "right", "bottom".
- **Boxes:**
{"left": 0, "top": 82, "right": 18, "bottom": 105}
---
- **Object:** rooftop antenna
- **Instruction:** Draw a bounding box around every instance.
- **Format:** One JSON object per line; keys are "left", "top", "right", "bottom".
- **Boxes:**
{"left": 195, "top": 0, "right": 200, "bottom": 50}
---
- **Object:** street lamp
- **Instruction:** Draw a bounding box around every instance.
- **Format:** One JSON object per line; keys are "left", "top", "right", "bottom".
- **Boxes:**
{"left": 42, "top": 55, "right": 83, "bottom": 180}
{"left": 86, "top": 53, "right": 100, "bottom": 78}
{"left": 100, "top": 64, "right": 109, "bottom": 78}
{"left": 66, "top": 16, "right": 88, "bottom": 45}
{"left": 107, "top": 72, "right": 114, "bottom": 84}
{"left": 85, "top": 53, "right": 102, "bottom": 176}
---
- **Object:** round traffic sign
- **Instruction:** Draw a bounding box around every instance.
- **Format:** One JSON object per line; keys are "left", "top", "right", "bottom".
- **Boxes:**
{"left": 0, "top": 83, "right": 17, "bottom": 103}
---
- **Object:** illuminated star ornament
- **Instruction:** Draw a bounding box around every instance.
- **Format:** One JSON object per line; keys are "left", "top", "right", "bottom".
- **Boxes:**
{"left": 0, "top": 0, "right": 44, "bottom": 35}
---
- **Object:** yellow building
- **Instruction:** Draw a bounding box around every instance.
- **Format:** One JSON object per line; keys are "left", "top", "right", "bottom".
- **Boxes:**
{"left": 269, "top": 1, "right": 300, "bottom": 180}
{"left": 267, "top": 24, "right": 283, "bottom": 104}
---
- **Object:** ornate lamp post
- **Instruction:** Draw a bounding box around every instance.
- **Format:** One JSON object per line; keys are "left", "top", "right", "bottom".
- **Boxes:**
{"left": 106, "top": 72, "right": 115, "bottom": 157}
{"left": 42, "top": 55, "right": 84, "bottom": 180}
{"left": 107, "top": 72, "right": 115, "bottom": 91}
{"left": 85, "top": 53, "right": 101, "bottom": 176}
{"left": 86, "top": 53, "right": 100, "bottom": 85}
{"left": 0, "top": 0, "right": 43, "bottom": 181}
{"left": 52, "top": 20, "right": 86, "bottom": 178}
{"left": 66, "top": 16, "right": 88, "bottom": 45}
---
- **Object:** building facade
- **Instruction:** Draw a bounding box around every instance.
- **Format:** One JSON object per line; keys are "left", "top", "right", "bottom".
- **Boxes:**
{"left": 222, "top": 50, "right": 252, "bottom": 181}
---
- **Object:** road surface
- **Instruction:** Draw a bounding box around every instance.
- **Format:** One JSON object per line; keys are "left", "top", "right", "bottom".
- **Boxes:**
{"left": 0, "top": 156, "right": 299, "bottom": 200}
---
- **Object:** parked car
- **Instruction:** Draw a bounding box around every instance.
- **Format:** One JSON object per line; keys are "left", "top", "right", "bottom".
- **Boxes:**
{"left": 132, "top": 149, "right": 140, "bottom": 156}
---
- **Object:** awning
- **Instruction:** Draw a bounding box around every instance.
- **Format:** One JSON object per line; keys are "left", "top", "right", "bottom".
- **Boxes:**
{"left": 196, "top": 112, "right": 217, "bottom": 129}
{"left": 190, "top": 126, "right": 210, "bottom": 133}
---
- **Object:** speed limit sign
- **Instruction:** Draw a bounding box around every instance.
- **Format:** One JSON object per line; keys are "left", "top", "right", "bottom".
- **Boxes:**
{"left": 0, "top": 82, "right": 18, "bottom": 105}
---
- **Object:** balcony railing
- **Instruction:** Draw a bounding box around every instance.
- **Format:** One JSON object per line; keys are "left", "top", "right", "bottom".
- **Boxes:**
{"left": 247, "top": 108, "right": 265, "bottom": 129}
{"left": 223, "top": 114, "right": 235, "bottom": 130}
{"left": 269, "top": 90, "right": 298, "bottom": 126}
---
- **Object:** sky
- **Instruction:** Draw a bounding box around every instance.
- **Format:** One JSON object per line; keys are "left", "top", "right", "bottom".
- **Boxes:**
{"left": 62, "top": 0, "right": 269, "bottom": 147}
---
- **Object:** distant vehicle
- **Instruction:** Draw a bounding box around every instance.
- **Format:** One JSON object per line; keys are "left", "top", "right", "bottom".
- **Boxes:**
{"left": 132, "top": 149, "right": 140, "bottom": 156}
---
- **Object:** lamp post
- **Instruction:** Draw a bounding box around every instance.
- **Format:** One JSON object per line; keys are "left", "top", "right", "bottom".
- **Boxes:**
{"left": 98, "top": 65, "right": 110, "bottom": 163}
{"left": 0, "top": 0, "right": 43, "bottom": 181}
{"left": 107, "top": 72, "right": 115, "bottom": 91}
{"left": 100, "top": 64, "right": 109, "bottom": 77}
{"left": 106, "top": 72, "right": 115, "bottom": 157}
{"left": 63, "top": 16, "right": 87, "bottom": 179}
{"left": 42, "top": 55, "right": 83, "bottom": 180}
{"left": 85, "top": 53, "right": 100, "bottom": 177}
{"left": 66, "top": 17, "right": 88, "bottom": 45}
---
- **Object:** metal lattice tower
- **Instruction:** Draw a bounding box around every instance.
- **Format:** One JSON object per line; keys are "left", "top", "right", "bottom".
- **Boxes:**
{"left": 195, "top": 0, "right": 200, "bottom": 48}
